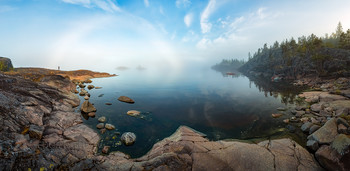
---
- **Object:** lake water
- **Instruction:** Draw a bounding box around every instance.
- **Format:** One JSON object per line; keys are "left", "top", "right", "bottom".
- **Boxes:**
{"left": 79, "top": 67, "right": 306, "bottom": 158}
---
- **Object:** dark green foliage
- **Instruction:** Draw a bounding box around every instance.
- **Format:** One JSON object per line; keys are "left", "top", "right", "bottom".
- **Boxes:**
{"left": 240, "top": 22, "right": 350, "bottom": 78}
{"left": 212, "top": 59, "right": 245, "bottom": 72}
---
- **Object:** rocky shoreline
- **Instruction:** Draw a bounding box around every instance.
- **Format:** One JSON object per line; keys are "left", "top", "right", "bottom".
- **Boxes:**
{"left": 0, "top": 65, "right": 348, "bottom": 170}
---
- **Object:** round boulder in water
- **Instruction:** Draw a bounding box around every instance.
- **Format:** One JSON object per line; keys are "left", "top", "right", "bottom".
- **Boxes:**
{"left": 121, "top": 132, "right": 136, "bottom": 146}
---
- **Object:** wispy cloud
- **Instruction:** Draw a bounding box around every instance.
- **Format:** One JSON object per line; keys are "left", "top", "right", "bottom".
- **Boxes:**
{"left": 200, "top": 0, "right": 216, "bottom": 34}
{"left": 175, "top": 0, "right": 191, "bottom": 8}
{"left": 0, "top": 5, "right": 16, "bottom": 13}
{"left": 62, "top": 0, "right": 121, "bottom": 12}
{"left": 184, "top": 13, "right": 193, "bottom": 27}
{"left": 144, "top": 0, "right": 149, "bottom": 7}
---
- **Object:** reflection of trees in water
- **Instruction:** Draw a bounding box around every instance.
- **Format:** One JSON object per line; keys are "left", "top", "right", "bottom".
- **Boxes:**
{"left": 247, "top": 75, "right": 306, "bottom": 105}
{"left": 212, "top": 69, "right": 243, "bottom": 78}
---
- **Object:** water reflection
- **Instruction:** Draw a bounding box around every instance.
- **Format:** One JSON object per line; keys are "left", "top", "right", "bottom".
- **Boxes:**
{"left": 80, "top": 67, "right": 307, "bottom": 158}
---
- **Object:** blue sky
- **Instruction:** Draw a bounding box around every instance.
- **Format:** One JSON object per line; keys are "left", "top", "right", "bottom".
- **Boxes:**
{"left": 0, "top": 0, "right": 350, "bottom": 72}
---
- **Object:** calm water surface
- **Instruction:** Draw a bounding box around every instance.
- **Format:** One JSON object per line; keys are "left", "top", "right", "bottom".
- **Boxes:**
{"left": 79, "top": 67, "right": 305, "bottom": 158}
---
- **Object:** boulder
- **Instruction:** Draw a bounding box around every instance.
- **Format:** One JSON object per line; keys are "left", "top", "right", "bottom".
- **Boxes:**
{"left": 121, "top": 132, "right": 136, "bottom": 146}
{"left": 98, "top": 116, "right": 106, "bottom": 123}
{"left": 127, "top": 110, "right": 141, "bottom": 117}
{"left": 0, "top": 57, "right": 13, "bottom": 71}
{"left": 311, "top": 103, "right": 323, "bottom": 112}
{"left": 308, "top": 118, "right": 338, "bottom": 144}
{"left": 118, "top": 96, "right": 135, "bottom": 104}
{"left": 87, "top": 85, "right": 94, "bottom": 90}
{"left": 301, "top": 122, "right": 313, "bottom": 133}
{"left": 105, "top": 124, "right": 115, "bottom": 130}
{"left": 80, "top": 100, "right": 96, "bottom": 113}
{"left": 296, "top": 111, "right": 305, "bottom": 118}
{"left": 331, "top": 134, "right": 350, "bottom": 155}
{"left": 315, "top": 145, "right": 350, "bottom": 171}
{"left": 307, "top": 140, "right": 319, "bottom": 151}
{"left": 96, "top": 123, "right": 104, "bottom": 129}
{"left": 309, "top": 125, "right": 321, "bottom": 134}
{"left": 84, "top": 96, "right": 89, "bottom": 100}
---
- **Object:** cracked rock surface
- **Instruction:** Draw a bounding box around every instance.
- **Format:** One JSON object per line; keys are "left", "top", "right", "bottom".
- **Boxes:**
{"left": 72, "top": 126, "right": 323, "bottom": 171}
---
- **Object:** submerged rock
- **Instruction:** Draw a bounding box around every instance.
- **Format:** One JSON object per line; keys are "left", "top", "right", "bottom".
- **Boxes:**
{"left": 271, "top": 113, "right": 283, "bottom": 118}
{"left": 118, "top": 96, "right": 135, "bottom": 104}
{"left": 121, "top": 132, "right": 136, "bottom": 146}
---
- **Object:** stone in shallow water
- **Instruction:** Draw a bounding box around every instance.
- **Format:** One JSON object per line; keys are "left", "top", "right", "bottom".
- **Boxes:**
{"left": 88, "top": 112, "right": 96, "bottom": 117}
{"left": 98, "top": 116, "right": 106, "bottom": 123}
{"left": 127, "top": 110, "right": 141, "bottom": 117}
{"left": 80, "top": 100, "right": 96, "bottom": 113}
{"left": 271, "top": 113, "right": 283, "bottom": 118}
{"left": 121, "top": 132, "right": 136, "bottom": 146}
{"left": 96, "top": 123, "right": 104, "bottom": 129}
{"left": 118, "top": 96, "right": 135, "bottom": 103}
{"left": 277, "top": 107, "right": 287, "bottom": 111}
{"left": 105, "top": 124, "right": 115, "bottom": 130}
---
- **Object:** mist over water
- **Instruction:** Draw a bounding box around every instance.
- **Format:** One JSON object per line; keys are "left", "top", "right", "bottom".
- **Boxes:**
{"left": 80, "top": 64, "right": 306, "bottom": 158}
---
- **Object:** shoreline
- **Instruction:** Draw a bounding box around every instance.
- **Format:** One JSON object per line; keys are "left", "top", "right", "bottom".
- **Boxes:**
{"left": 0, "top": 67, "right": 348, "bottom": 170}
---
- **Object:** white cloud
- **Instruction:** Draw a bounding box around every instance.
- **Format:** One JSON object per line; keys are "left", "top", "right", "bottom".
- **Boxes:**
{"left": 184, "top": 13, "right": 194, "bottom": 27}
{"left": 61, "top": 0, "right": 121, "bottom": 12}
{"left": 200, "top": 0, "right": 216, "bottom": 34}
{"left": 144, "top": 0, "right": 149, "bottom": 7}
{"left": 176, "top": 0, "right": 191, "bottom": 8}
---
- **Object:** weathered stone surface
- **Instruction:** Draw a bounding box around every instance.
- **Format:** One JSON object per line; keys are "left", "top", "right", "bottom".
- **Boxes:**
{"left": 28, "top": 124, "right": 44, "bottom": 139}
{"left": 309, "top": 125, "right": 321, "bottom": 134}
{"left": 307, "top": 140, "right": 319, "bottom": 151}
{"left": 311, "top": 103, "right": 323, "bottom": 112}
{"left": 72, "top": 126, "right": 322, "bottom": 171}
{"left": 301, "top": 122, "right": 314, "bottom": 133}
{"left": 316, "top": 145, "right": 350, "bottom": 171}
{"left": 0, "top": 73, "right": 100, "bottom": 170}
{"left": 118, "top": 96, "right": 135, "bottom": 103}
{"left": 127, "top": 110, "right": 141, "bottom": 117}
{"left": 105, "top": 123, "right": 115, "bottom": 130}
{"left": 96, "top": 123, "right": 104, "bottom": 129}
{"left": 308, "top": 118, "right": 338, "bottom": 144}
{"left": 80, "top": 100, "right": 96, "bottom": 113}
{"left": 121, "top": 132, "right": 136, "bottom": 146}
{"left": 98, "top": 116, "right": 106, "bottom": 123}
{"left": 331, "top": 134, "right": 350, "bottom": 155}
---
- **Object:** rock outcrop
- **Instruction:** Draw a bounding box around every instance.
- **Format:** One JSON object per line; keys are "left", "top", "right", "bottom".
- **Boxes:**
{"left": 0, "top": 73, "right": 99, "bottom": 170}
{"left": 0, "top": 57, "right": 13, "bottom": 72}
{"left": 71, "top": 126, "right": 322, "bottom": 171}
